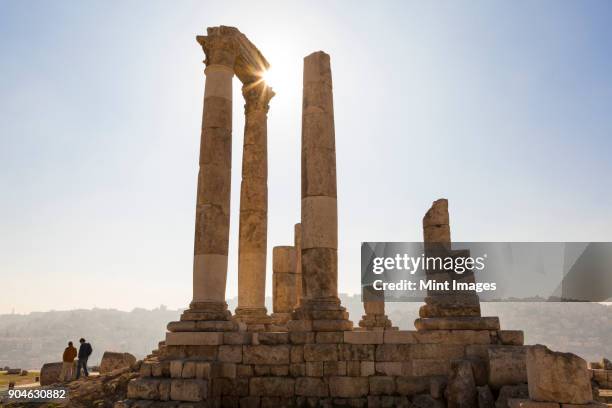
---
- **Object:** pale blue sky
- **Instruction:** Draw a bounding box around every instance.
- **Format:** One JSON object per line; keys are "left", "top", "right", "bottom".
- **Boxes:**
{"left": 1, "top": 1, "right": 611, "bottom": 313}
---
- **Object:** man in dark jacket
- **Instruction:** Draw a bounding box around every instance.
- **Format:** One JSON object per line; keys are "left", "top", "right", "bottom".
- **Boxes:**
{"left": 76, "top": 338, "right": 93, "bottom": 379}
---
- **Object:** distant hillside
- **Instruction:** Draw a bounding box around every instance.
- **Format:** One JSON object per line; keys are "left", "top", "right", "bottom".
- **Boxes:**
{"left": 0, "top": 298, "right": 610, "bottom": 370}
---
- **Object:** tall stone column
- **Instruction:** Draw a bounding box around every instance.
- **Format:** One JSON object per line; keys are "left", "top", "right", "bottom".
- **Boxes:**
{"left": 294, "top": 223, "right": 303, "bottom": 307}
{"left": 234, "top": 81, "right": 274, "bottom": 329}
{"left": 292, "top": 51, "right": 351, "bottom": 331}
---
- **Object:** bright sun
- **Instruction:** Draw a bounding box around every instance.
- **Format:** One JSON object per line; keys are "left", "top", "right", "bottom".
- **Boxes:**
{"left": 262, "top": 68, "right": 275, "bottom": 86}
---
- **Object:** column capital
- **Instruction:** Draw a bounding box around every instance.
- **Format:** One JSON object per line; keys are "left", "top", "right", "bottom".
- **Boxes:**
{"left": 242, "top": 81, "right": 275, "bottom": 114}
{"left": 197, "top": 28, "right": 239, "bottom": 69}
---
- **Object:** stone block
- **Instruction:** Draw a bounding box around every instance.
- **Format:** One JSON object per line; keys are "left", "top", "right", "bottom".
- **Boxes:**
{"left": 296, "top": 377, "right": 329, "bottom": 397}
{"left": 361, "top": 361, "right": 375, "bottom": 377}
{"left": 236, "top": 364, "right": 253, "bottom": 378}
{"left": 249, "top": 377, "right": 295, "bottom": 397}
{"left": 369, "top": 376, "right": 396, "bottom": 395}
{"left": 158, "top": 379, "right": 171, "bottom": 401}
{"left": 414, "top": 330, "right": 490, "bottom": 345}
{"left": 181, "top": 361, "right": 196, "bottom": 379}
{"left": 140, "top": 362, "right": 153, "bottom": 377}
{"left": 345, "top": 331, "right": 384, "bottom": 344}
{"left": 254, "top": 365, "right": 271, "bottom": 376}
{"left": 301, "top": 195, "right": 338, "bottom": 249}
{"left": 375, "top": 344, "right": 411, "bottom": 361}
{"left": 211, "top": 362, "right": 236, "bottom": 379}
{"left": 446, "top": 359, "right": 477, "bottom": 408}
{"left": 305, "top": 362, "right": 324, "bottom": 376}
{"left": 488, "top": 346, "right": 527, "bottom": 389}
{"left": 317, "top": 331, "right": 345, "bottom": 344}
{"left": 218, "top": 345, "right": 243, "bottom": 363}
{"left": 561, "top": 403, "right": 607, "bottom": 408}
{"left": 411, "top": 343, "right": 465, "bottom": 360}
{"left": 254, "top": 332, "right": 289, "bottom": 345}
{"left": 339, "top": 344, "right": 375, "bottom": 361}
{"left": 127, "top": 378, "right": 160, "bottom": 400}
{"left": 304, "top": 344, "right": 338, "bottom": 361}
{"left": 508, "top": 399, "right": 559, "bottom": 408}
{"left": 375, "top": 362, "right": 404, "bottom": 376}
{"left": 527, "top": 345, "right": 592, "bottom": 404}
{"left": 224, "top": 332, "right": 253, "bottom": 345}
{"left": 498, "top": 331, "right": 524, "bottom": 346}
{"left": 323, "top": 361, "right": 347, "bottom": 376}
{"left": 413, "top": 394, "right": 446, "bottom": 408}
{"left": 291, "top": 346, "right": 305, "bottom": 363}
{"left": 287, "top": 319, "right": 313, "bottom": 332}
{"left": 415, "top": 317, "right": 500, "bottom": 331}
{"left": 384, "top": 330, "right": 417, "bottom": 344}
{"left": 195, "top": 362, "right": 211, "bottom": 379}
{"left": 39, "top": 362, "right": 63, "bottom": 386}
{"left": 329, "top": 376, "right": 369, "bottom": 398}
{"left": 165, "top": 332, "right": 223, "bottom": 346}
{"left": 312, "top": 319, "right": 353, "bottom": 332}
{"left": 290, "top": 363, "right": 306, "bottom": 377}
{"left": 270, "top": 365, "right": 290, "bottom": 376}
{"left": 170, "top": 379, "right": 207, "bottom": 402}
{"left": 477, "top": 385, "right": 495, "bottom": 408}
{"left": 396, "top": 376, "right": 430, "bottom": 396}
{"left": 430, "top": 376, "right": 447, "bottom": 399}
{"left": 496, "top": 385, "right": 529, "bottom": 408}
{"left": 100, "top": 351, "right": 137, "bottom": 374}
{"left": 243, "top": 345, "right": 290, "bottom": 365}
{"left": 412, "top": 359, "right": 451, "bottom": 376}
{"left": 170, "top": 360, "right": 184, "bottom": 378}
{"left": 290, "top": 331, "right": 316, "bottom": 344}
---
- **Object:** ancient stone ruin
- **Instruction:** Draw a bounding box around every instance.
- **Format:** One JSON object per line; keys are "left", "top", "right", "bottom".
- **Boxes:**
{"left": 116, "top": 26, "right": 607, "bottom": 408}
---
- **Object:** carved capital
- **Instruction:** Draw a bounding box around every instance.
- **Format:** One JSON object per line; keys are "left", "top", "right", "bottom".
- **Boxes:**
{"left": 196, "top": 26, "right": 239, "bottom": 68}
{"left": 242, "top": 81, "right": 275, "bottom": 114}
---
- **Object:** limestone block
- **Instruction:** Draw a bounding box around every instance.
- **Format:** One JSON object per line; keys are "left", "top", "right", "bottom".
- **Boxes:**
{"left": 254, "top": 332, "right": 289, "bottom": 345}
{"left": 165, "top": 332, "right": 223, "bottom": 346}
{"left": 375, "top": 344, "right": 411, "bottom": 361}
{"left": 127, "top": 378, "right": 161, "bottom": 400}
{"left": 290, "top": 363, "right": 306, "bottom": 377}
{"left": 181, "top": 361, "right": 196, "bottom": 379}
{"left": 384, "top": 330, "right": 417, "bottom": 344}
{"left": 329, "top": 376, "right": 369, "bottom": 398}
{"left": 151, "top": 360, "right": 170, "bottom": 377}
{"left": 301, "top": 197, "right": 338, "bottom": 249}
{"left": 195, "top": 362, "right": 211, "bottom": 379}
{"left": 561, "top": 403, "right": 607, "bottom": 408}
{"left": 477, "top": 385, "right": 495, "bottom": 408}
{"left": 415, "top": 317, "right": 500, "bottom": 331}
{"left": 296, "top": 377, "right": 329, "bottom": 397}
{"left": 411, "top": 344, "right": 465, "bottom": 360}
{"left": 508, "top": 400, "right": 559, "bottom": 408}
{"left": 218, "top": 345, "right": 243, "bottom": 363}
{"left": 243, "top": 345, "right": 290, "bottom": 365}
{"left": 498, "top": 331, "right": 524, "bottom": 346}
{"left": 270, "top": 365, "right": 290, "bottom": 376}
{"left": 211, "top": 362, "right": 236, "bottom": 379}
{"left": 223, "top": 331, "right": 253, "bottom": 345}
{"left": 287, "top": 319, "right": 313, "bottom": 332}
{"left": 446, "top": 359, "right": 477, "bottom": 408}
{"left": 323, "top": 361, "right": 347, "bottom": 376}
{"left": 345, "top": 331, "right": 383, "bottom": 344}
{"left": 291, "top": 346, "right": 304, "bottom": 363}
{"left": 312, "top": 319, "right": 352, "bottom": 332}
{"left": 339, "top": 344, "right": 375, "bottom": 361}
{"left": 301, "top": 112, "right": 335, "bottom": 151}
{"left": 369, "top": 376, "right": 396, "bottom": 395}
{"left": 236, "top": 364, "right": 253, "bottom": 378}
{"left": 100, "top": 351, "right": 137, "bottom": 374}
{"left": 414, "top": 330, "right": 491, "bottom": 345}
{"left": 488, "top": 346, "right": 528, "bottom": 389}
{"left": 159, "top": 379, "right": 171, "bottom": 401}
{"left": 386, "top": 376, "right": 426, "bottom": 397}
{"left": 527, "top": 345, "right": 592, "bottom": 404}
{"left": 431, "top": 376, "right": 448, "bottom": 399}
{"left": 140, "top": 362, "right": 152, "bottom": 377}
{"left": 290, "top": 331, "right": 315, "bottom": 344}
{"left": 254, "top": 365, "right": 271, "bottom": 376}
{"left": 361, "top": 361, "right": 375, "bottom": 377}
{"left": 305, "top": 362, "right": 324, "bottom": 376}
{"left": 273, "top": 272, "right": 298, "bottom": 314}
{"left": 495, "top": 385, "right": 529, "bottom": 408}
{"left": 304, "top": 344, "right": 339, "bottom": 361}
{"left": 302, "top": 146, "right": 337, "bottom": 198}
{"left": 39, "top": 362, "right": 63, "bottom": 386}
{"left": 346, "top": 361, "right": 361, "bottom": 376}
{"left": 249, "top": 377, "right": 295, "bottom": 397}
{"left": 375, "top": 362, "right": 405, "bottom": 376}
{"left": 170, "top": 379, "right": 207, "bottom": 402}
{"left": 412, "top": 359, "right": 451, "bottom": 377}
{"left": 317, "top": 331, "right": 344, "bottom": 344}
{"left": 170, "top": 360, "right": 184, "bottom": 378}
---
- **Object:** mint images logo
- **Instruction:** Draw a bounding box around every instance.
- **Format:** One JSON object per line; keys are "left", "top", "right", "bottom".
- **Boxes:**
{"left": 361, "top": 242, "right": 612, "bottom": 302}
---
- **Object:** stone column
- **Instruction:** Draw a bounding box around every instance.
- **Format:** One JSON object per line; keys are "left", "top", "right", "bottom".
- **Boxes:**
{"left": 414, "top": 199, "right": 500, "bottom": 331}
{"left": 292, "top": 51, "right": 351, "bottom": 330}
{"left": 271, "top": 246, "right": 298, "bottom": 325}
{"left": 184, "top": 33, "right": 237, "bottom": 323}
{"left": 234, "top": 81, "right": 274, "bottom": 328}
{"left": 294, "top": 223, "right": 303, "bottom": 306}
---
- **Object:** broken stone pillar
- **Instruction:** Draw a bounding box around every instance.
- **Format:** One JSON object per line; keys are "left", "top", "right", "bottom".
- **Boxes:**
{"left": 294, "top": 223, "right": 303, "bottom": 306}
{"left": 234, "top": 80, "right": 274, "bottom": 329}
{"left": 415, "top": 199, "right": 498, "bottom": 331}
{"left": 358, "top": 300, "right": 394, "bottom": 331}
{"left": 272, "top": 246, "right": 298, "bottom": 324}
{"left": 291, "top": 51, "right": 352, "bottom": 331}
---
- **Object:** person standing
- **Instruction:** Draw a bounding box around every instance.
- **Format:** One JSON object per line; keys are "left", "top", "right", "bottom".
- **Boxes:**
{"left": 59, "top": 341, "right": 77, "bottom": 381}
{"left": 76, "top": 338, "right": 92, "bottom": 379}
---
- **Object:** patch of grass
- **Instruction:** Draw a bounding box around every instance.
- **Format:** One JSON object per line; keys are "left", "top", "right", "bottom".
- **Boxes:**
{"left": 0, "top": 370, "right": 40, "bottom": 389}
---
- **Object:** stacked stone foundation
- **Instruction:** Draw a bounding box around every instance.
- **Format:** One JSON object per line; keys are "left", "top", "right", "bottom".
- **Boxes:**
{"left": 118, "top": 324, "right": 531, "bottom": 407}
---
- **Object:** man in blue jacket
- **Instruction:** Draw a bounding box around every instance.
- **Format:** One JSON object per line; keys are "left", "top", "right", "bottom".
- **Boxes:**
{"left": 76, "top": 338, "right": 93, "bottom": 379}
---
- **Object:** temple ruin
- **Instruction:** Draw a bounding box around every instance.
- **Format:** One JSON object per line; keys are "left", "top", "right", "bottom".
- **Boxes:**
{"left": 117, "top": 26, "right": 606, "bottom": 408}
